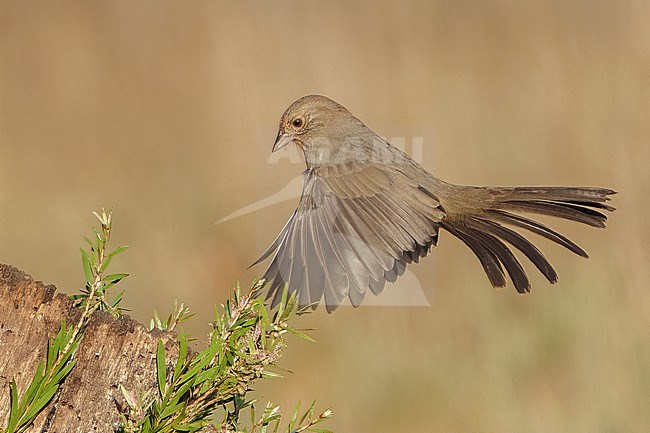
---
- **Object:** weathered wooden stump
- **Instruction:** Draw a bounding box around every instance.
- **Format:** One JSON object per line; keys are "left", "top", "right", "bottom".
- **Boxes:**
{"left": 0, "top": 264, "right": 178, "bottom": 432}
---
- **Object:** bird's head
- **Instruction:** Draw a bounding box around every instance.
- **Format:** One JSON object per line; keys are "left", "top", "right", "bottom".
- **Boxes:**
{"left": 272, "top": 95, "right": 372, "bottom": 166}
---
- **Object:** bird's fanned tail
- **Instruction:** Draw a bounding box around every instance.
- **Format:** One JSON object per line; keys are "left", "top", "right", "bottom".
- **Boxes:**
{"left": 440, "top": 186, "right": 616, "bottom": 293}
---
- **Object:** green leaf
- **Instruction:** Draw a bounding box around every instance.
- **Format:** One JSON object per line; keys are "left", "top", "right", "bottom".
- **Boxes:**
{"left": 287, "top": 328, "right": 316, "bottom": 343}
{"left": 101, "top": 245, "right": 129, "bottom": 272}
{"left": 300, "top": 400, "right": 317, "bottom": 426}
{"left": 179, "top": 344, "right": 219, "bottom": 385}
{"left": 156, "top": 341, "right": 167, "bottom": 398}
{"left": 111, "top": 290, "right": 125, "bottom": 307}
{"left": 21, "top": 360, "right": 46, "bottom": 413}
{"left": 109, "top": 245, "right": 129, "bottom": 257}
{"left": 172, "top": 420, "right": 205, "bottom": 432}
{"left": 22, "top": 382, "right": 59, "bottom": 426}
{"left": 102, "top": 273, "right": 129, "bottom": 284}
{"left": 194, "top": 365, "right": 219, "bottom": 385}
{"left": 51, "top": 358, "right": 77, "bottom": 384}
{"left": 288, "top": 401, "right": 300, "bottom": 429}
{"left": 160, "top": 401, "right": 184, "bottom": 419}
{"left": 56, "top": 338, "right": 80, "bottom": 371}
{"left": 262, "top": 404, "right": 282, "bottom": 423}
{"left": 47, "top": 331, "right": 63, "bottom": 371}
{"left": 152, "top": 309, "right": 161, "bottom": 327}
{"left": 142, "top": 416, "right": 153, "bottom": 433}
{"left": 80, "top": 248, "right": 94, "bottom": 284}
{"left": 261, "top": 370, "right": 283, "bottom": 379}
{"left": 276, "top": 285, "right": 289, "bottom": 320}
{"left": 173, "top": 335, "right": 188, "bottom": 381}
{"left": 82, "top": 236, "right": 95, "bottom": 249}
{"left": 7, "top": 379, "right": 20, "bottom": 431}
{"left": 172, "top": 378, "right": 194, "bottom": 402}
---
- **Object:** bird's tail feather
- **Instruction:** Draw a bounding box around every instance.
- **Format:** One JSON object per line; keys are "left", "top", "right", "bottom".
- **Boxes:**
{"left": 440, "top": 186, "right": 615, "bottom": 293}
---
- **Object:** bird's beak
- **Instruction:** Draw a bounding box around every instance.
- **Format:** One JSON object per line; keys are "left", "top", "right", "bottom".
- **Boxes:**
{"left": 272, "top": 132, "right": 294, "bottom": 152}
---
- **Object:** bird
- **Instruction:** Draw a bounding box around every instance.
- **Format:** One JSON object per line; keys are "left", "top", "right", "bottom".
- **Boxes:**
{"left": 252, "top": 95, "right": 615, "bottom": 313}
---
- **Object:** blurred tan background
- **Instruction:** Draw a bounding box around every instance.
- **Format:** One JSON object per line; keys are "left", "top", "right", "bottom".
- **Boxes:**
{"left": 1, "top": 1, "right": 649, "bottom": 432}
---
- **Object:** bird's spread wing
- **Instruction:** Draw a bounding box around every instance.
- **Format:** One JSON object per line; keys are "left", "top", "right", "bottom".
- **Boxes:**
{"left": 258, "top": 160, "right": 444, "bottom": 312}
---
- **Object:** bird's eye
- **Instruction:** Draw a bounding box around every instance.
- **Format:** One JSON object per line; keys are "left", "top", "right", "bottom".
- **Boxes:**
{"left": 292, "top": 117, "right": 304, "bottom": 128}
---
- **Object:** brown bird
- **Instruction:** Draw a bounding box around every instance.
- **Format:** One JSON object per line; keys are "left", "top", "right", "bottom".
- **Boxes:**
{"left": 253, "top": 95, "right": 615, "bottom": 312}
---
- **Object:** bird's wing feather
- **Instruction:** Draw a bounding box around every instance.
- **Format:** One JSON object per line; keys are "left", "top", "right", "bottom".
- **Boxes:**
{"left": 261, "top": 161, "right": 442, "bottom": 311}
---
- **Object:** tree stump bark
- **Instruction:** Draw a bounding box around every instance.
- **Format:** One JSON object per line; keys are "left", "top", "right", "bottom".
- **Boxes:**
{"left": 0, "top": 263, "right": 178, "bottom": 432}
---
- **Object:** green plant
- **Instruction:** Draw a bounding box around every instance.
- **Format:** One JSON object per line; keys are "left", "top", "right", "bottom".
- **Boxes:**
{"left": 71, "top": 209, "right": 129, "bottom": 316}
{"left": 117, "top": 284, "right": 332, "bottom": 433}
{"left": 149, "top": 300, "right": 195, "bottom": 332}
